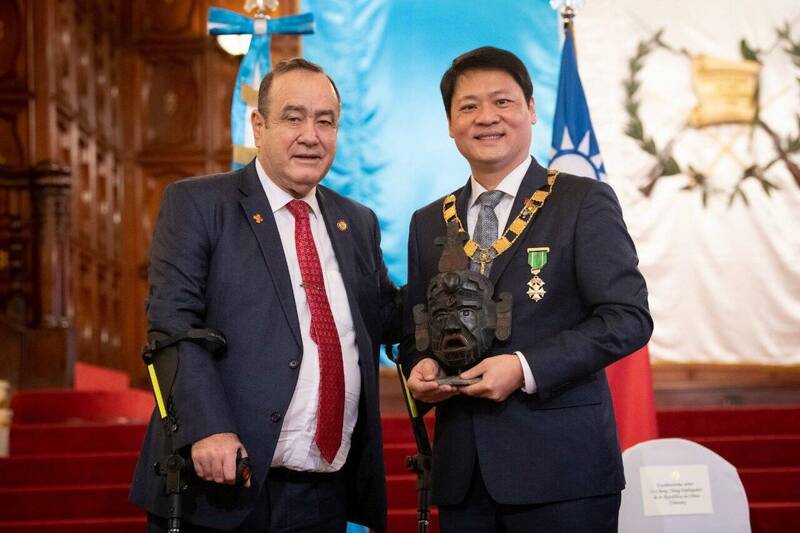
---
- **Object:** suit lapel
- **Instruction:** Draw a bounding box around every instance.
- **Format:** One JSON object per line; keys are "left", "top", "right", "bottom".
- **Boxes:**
{"left": 489, "top": 157, "right": 550, "bottom": 284}
{"left": 316, "top": 188, "right": 357, "bottom": 293}
{"left": 316, "top": 188, "right": 375, "bottom": 366}
{"left": 455, "top": 179, "right": 472, "bottom": 230}
{"left": 238, "top": 162, "right": 302, "bottom": 348}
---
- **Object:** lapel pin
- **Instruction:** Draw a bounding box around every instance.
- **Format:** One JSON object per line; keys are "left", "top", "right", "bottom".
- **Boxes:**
{"left": 336, "top": 219, "right": 348, "bottom": 232}
{"left": 253, "top": 214, "right": 264, "bottom": 224}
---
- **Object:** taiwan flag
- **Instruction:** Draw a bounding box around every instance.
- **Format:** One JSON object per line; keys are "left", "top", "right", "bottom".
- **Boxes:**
{"left": 548, "top": 24, "right": 658, "bottom": 450}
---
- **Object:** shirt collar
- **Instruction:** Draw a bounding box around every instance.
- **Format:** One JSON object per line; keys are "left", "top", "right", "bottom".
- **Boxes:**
{"left": 255, "top": 157, "right": 320, "bottom": 216}
{"left": 468, "top": 156, "right": 532, "bottom": 210}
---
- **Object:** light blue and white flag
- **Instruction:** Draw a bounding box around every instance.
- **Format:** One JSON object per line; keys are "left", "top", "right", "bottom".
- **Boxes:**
{"left": 208, "top": 7, "right": 314, "bottom": 170}
{"left": 303, "top": 0, "right": 559, "bottom": 283}
{"left": 548, "top": 24, "right": 606, "bottom": 180}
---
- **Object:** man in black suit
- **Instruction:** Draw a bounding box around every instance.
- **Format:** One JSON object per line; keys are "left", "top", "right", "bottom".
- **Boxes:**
{"left": 402, "top": 47, "right": 652, "bottom": 532}
{"left": 130, "top": 58, "right": 399, "bottom": 532}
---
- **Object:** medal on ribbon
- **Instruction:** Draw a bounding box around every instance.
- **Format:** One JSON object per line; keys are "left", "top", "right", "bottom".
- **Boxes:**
{"left": 526, "top": 247, "right": 550, "bottom": 301}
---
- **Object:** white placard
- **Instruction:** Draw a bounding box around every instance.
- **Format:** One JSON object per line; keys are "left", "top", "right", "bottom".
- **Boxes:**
{"left": 639, "top": 464, "right": 714, "bottom": 516}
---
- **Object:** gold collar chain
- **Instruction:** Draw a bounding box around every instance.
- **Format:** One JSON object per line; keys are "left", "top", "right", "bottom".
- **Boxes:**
{"left": 442, "top": 169, "right": 559, "bottom": 274}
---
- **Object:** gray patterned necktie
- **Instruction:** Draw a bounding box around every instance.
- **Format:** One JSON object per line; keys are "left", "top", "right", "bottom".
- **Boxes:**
{"left": 470, "top": 189, "right": 505, "bottom": 274}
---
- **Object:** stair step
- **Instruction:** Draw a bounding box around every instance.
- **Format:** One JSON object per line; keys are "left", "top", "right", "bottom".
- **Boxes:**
{"left": 2, "top": 392, "right": 797, "bottom": 532}
{"left": 381, "top": 415, "right": 435, "bottom": 444}
{"left": 658, "top": 406, "right": 800, "bottom": 438}
{"left": 383, "top": 443, "right": 417, "bottom": 476}
{"left": 0, "top": 496, "right": 787, "bottom": 532}
{"left": 74, "top": 362, "right": 131, "bottom": 391}
{"left": 0, "top": 516, "right": 146, "bottom": 533}
{"left": 11, "top": 390, "right": 153, "bottom": 424}
{"left": 0, "top": 484, "right": 140, "bottom": 521}
{"left": 10, "top": 423, "right": 147, "bottom": 455}
{"left": 387, "top": 474, "right": 418, "bottom": 509}
{"left": 0, "top": 452, "right": 139, "bottom": 487}
{"left": 696, "top": 435, "right": 800, "bottom": 468}
{"left": 387, "top": 508, "right": 439, "bottom": 533}
{"left": 740, "top": 467, "right": 800, "bottom": 503}
{"left": 750, "top": 502, "right": 800, "bottom": 533}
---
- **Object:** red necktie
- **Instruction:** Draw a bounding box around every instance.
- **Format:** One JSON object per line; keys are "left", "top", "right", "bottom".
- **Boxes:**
{"left": 286, "top": 199, "right": 344, "bottom": 464}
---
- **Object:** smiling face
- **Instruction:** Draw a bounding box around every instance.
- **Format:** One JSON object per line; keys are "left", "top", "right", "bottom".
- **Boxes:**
{"left": 251, "top": 69, "right": 339, "bottom": 198}
{"left": 448, "top": 68, "right": 536, "bottom": 186}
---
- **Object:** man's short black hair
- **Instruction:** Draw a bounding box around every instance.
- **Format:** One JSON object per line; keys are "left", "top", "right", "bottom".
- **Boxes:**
{"left": 257, "top": 57, "right": 341, "bottom": 118}
{"left": 440, "top": 46, "right": 533, "bottom": 120}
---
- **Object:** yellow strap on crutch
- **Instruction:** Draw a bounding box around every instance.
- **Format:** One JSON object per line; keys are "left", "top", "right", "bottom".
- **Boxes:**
{"left": 147, "top": 364, "right": 168, "bottom": 419}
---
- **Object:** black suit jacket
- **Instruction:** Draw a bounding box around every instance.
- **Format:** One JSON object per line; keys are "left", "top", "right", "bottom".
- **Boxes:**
{"left": 130, "top": 161, "right": 399, "bottom": 531}
{"left": 401, "top": 157, "right": 652, "bottom": 506}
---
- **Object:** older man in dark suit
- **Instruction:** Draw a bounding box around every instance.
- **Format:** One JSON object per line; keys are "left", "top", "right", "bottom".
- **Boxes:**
{"left": 130, "top": 58, "right": 399, "bottom": 532}
{"left": 401, "top": 47, "right": 653, "bottom": 532}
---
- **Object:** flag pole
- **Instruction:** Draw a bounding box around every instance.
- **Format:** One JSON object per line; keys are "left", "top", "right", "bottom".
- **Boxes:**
{"left": 560, "top": 3, "right": 575, "bottom": 32}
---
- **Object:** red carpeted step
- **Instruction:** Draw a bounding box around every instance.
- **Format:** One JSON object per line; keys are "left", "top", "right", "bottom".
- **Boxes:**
{"left": 383, "top": 442, "right": 417, "bottom": 476}
{"left": 658, "top": 406, "right": 800, "bottom": 438}
{"left": 381, "top": 415, "right": 435, "bottom": 444}
{"left": 0, "top": 516, "right": 146, "bottom": 533}
{"left": 387, "top": 508, "right": 439, "bottom": 533}
{"left": 695, "top": 435, "right": 800, "bottom": 468}
{"left": 2, "top": 392, "right": 796, "bottom": 532}
{"left": 11, "top": 390, "right": 154, "bottom": 424}
{"left": 387, "top": 474, "right": 418, "bottom": 509}
{"left": 0, "top": 452, "right": 139, "bottom": 487}
{"left": 740, "top": 467, "right": 800, "bottom": 503}
{"left": 74, "top": 362, "right": 131, "bottom": 391}
{"left": 10, "top": 423, "right": 147, "bottom": 455}
{"left": 749, "top": 502, "right": 800, "bottom": 533}
{"left": 0, "top": 484, "right": 139, "bottom": 520}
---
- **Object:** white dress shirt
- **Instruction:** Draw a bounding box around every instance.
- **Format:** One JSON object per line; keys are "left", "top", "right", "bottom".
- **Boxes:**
{"left": 255, "top": 159, "right": 361, "bottom": 471}
{"left": 466, "top": 156, "right": 537, "bottom": 394}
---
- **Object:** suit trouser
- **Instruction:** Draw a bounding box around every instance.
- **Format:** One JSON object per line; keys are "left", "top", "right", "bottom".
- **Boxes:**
{"left": 438, "top": 460, "right": 621, "bottom": 533}
{"left": 148, "top": 468, "right": 348, "bottom": 533}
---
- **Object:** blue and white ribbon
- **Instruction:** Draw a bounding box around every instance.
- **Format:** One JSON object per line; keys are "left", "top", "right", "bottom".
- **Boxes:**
{"left": 208, "top": 8, "right": 315, "bottom": 169}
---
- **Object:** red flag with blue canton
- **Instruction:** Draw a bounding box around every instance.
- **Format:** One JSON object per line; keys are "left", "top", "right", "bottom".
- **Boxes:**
{"left": 548, "top": 24, "right": 658, "bottom": 450}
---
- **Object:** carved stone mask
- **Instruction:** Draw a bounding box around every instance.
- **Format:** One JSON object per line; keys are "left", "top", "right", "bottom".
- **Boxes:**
{"left": 427, "top": 271, "right": 496, "bottom": 371}
{"left": 412, "top": 220, "right": 512, "bottom": 375}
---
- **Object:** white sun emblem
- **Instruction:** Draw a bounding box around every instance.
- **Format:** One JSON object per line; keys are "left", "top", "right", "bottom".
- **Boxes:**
{"left": 549, "top": 127, "right": 607, "bottom": 181}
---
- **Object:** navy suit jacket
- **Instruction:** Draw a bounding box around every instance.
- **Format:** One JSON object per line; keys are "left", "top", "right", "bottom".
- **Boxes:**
{"left": 130, "top": 161, "right": 399, "bottom": 531}
{"left": 401, "top": 157, "right": 652, "bottom": 506}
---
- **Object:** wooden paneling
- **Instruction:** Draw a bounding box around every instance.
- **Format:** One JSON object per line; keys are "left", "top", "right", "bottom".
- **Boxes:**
{"left": 0, "top": 170, "right": 34, "bottom": 325}
{"left": 132, "top": 0, "right": 203, "bottom": 42}
{"left": 140, "top": 55, "right": 203, "bottom": 153}
{"left": 55, "top": 0, "right": 78, "bottom": 114}
{"left": 0, "top": 111, "right": 25, "bottom": 168}
{"left": 0, "top": 0, "right": 26, "bottom": 86}
{"left": 208, "top": 46, "right": 239, "bottom": 159}
{"left": 0, "top": 0, "right": 29, "bottom": 168}
{"left": 653, "top": 363, "right": 800, "bottom": 406}
{"left": 0, "top": 319, "right": 25, "bottom": 388}
{"left": 0, "top": 0, "right": 304, "bottom": 390}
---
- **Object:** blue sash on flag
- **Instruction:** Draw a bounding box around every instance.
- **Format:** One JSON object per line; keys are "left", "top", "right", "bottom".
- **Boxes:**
{"left": 208, "top": 8, "right": 314, "bottom": 169}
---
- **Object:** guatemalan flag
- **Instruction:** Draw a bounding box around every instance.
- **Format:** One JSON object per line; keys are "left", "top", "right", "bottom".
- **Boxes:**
{"left": 548, "top": 21, "right": 658, "bottom": 450}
